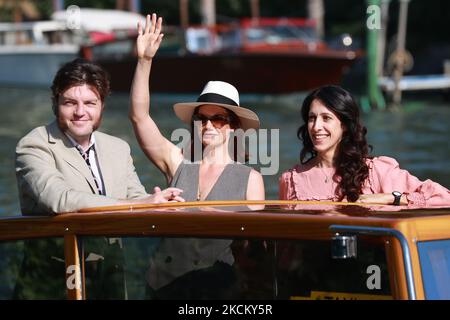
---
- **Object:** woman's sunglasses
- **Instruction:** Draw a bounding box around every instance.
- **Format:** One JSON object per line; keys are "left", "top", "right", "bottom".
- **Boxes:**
{"left": 192, "top": 113, "right": 231, "bottom": 128}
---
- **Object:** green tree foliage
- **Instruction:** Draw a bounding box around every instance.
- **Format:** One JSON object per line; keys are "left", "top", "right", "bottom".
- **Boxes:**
{"left": 140, "top": 0, "right": 183, "bottom": 25}
{"left": 62, "top": 0, "right": 117, "bottom": 10}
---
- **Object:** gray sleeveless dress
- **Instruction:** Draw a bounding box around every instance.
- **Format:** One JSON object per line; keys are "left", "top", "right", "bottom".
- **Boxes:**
{"left": 170, "top": 161, "right": 251, "bottom": 201}
{"left": 146, "top": 161, "right": 251, "bottom": 290}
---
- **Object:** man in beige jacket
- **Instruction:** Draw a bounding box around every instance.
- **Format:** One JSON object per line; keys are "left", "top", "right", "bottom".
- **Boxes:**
{"left": 15, "top": 58, "right": 183, "bottom": 216}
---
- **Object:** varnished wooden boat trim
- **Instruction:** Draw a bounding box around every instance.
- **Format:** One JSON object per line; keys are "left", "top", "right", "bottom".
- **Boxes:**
{"left": 77, "top": 200, "right": 376, "bottom": 212}
{"left": 0, "top": 201, "right": 449, "bottom": 242}
{"left": 0, "top": 211, "right": 405, "bottom": 242}
{"left": 64, "top": 233, "right": 82, "bottom": 300}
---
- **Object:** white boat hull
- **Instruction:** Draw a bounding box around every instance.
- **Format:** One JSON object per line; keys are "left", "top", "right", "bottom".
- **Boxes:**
{"left": 0, "top": 46, "right": 78, "bottom": 87}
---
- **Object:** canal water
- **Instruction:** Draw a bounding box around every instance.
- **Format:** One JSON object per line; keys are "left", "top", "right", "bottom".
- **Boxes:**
{"left": 1, "top": 87, "right": 449, "bottom": 217}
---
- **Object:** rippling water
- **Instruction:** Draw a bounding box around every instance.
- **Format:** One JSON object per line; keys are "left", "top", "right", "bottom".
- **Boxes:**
{"left": 1, "top": 87, "right": 449, "bottom": 217}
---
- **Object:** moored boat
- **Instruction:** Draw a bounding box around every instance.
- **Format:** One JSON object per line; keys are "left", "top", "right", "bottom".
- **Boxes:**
{"left": 82, "top": 17, "right": 360, "bottom": 94}
{"left": 0, "top": 21, "right": 79, "bottom": 87}
{"left": 0, "top": 8, "right": 145, "bottom": 88}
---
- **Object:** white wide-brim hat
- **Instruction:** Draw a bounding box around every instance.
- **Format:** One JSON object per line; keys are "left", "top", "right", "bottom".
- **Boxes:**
{"left": 173, "top": 81, "right": 260, "bottom": 130}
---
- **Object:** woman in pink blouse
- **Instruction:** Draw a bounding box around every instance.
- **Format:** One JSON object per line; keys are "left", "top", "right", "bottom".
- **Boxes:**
{"left": 279, "top": 85, "right": 450, "bottom": 207}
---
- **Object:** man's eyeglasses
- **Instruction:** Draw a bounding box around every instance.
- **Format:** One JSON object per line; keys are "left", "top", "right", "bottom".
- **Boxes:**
{"left": 192, "top": 113, "right": 231, "bottom": 128}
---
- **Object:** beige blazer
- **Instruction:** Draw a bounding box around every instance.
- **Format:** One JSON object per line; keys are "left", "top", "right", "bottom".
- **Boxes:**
{"left": 15, "top": 121, "right": 147, "bottom": 215}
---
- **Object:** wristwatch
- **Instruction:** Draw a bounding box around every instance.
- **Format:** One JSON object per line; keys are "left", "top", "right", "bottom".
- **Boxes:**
{"left": 392, "top": 191, "right": 402, "bottom": 206}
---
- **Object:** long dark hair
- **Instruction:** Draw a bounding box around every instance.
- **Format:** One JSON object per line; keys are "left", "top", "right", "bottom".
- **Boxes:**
{"left": 297, "top": 85, "right": 372, "bottom": 202}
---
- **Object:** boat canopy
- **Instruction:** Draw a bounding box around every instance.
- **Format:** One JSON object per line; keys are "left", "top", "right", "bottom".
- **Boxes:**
{"left": 51, "top": 8, "right": 146, "bottom": 33}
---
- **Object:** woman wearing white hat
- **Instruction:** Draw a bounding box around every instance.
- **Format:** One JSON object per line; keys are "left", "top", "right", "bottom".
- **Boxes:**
{"left": 129, "top": 14, "right": 265, "bottom": 299}
{"left": 129, "top": 14, "right": 265, "bottom": 204}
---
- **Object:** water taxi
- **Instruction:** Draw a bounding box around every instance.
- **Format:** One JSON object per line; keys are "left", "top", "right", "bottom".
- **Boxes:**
{"left": 84, "top": 17, "right": 359, "bottom": 94}
{"left": 0, "top": 200, "right": 448, "bottom": 300}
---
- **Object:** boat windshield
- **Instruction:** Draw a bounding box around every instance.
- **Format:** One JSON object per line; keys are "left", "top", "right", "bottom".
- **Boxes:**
{"left": 0, "top": 235, "right": 391, "bottom": 300}
{"left": 245, "top": 25, "right": 317, "bottom": 44}
{"left": 417, "top": 239, "right": 450, "bottom": 299}
{"left": 0, "top": 21, "right": 79, "bottom": 46}
{"left": 95, "top": 202, "right": 450, "bottom": 219}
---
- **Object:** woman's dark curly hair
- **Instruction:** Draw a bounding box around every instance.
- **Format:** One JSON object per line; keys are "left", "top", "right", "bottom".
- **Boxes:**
{"left": 297, "top": 85, "right": 372, "bottom": 202}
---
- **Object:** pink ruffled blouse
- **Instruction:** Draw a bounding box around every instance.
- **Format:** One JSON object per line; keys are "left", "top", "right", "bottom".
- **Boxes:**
{"left": 279, "top": 156, "right": 450, "bottom": 207}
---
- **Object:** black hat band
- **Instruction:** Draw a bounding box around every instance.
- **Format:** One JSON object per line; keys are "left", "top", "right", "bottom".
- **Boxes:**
{"left": 196, "top": 93, "right": 239, "bottom": 107}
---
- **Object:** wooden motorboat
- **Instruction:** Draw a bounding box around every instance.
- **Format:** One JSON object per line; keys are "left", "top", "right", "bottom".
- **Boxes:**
{"left": 82, "top": 18, "right": 360, "bottom": 94}
{"left": 0, "top": 200, "right": 449, "bottom": 300}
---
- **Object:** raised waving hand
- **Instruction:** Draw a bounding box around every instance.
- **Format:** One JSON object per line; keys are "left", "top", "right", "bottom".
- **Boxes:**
{"left": 137, "top": 13, "right": 164, "bottom": 61}
{"left": 130, "top": 13, "right": 183, "bottom": 184}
